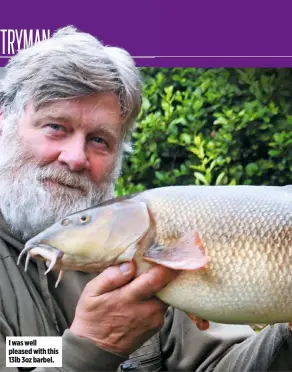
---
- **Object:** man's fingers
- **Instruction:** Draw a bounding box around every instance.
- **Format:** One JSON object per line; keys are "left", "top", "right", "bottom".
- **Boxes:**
{"left": 84, "top": 261, "right": 136, "bottom": 297}
{"left": 83, "top": 262, "right": 179, "bottom": 302}
{"left": 125, "top": 265, "right": 179, "bottom": 301}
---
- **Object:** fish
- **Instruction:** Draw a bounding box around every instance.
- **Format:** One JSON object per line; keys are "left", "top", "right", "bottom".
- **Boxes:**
{"left": 18, "top": 185, "right": 292, "bottom": 330}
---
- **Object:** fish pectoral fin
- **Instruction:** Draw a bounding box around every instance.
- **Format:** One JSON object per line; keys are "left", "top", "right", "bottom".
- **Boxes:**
{"left": 143, "top": 232, "right": 209, "bottom": 270}
{"left": 186, "top": 313, "right": 210, "bottom": 331}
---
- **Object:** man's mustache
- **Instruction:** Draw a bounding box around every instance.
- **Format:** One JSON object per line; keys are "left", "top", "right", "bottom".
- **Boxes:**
{"left": 37, "top": 165, "right": 94, "bottom": 194}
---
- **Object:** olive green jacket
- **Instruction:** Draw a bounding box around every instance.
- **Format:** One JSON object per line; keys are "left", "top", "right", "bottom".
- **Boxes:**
{"left": 1, "top": 214, "right": 292, "bottom": 371}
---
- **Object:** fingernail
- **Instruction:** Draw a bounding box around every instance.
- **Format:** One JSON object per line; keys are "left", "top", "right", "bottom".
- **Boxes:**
{"left": 120, "top": 262, "right": 131, "bottom": 273}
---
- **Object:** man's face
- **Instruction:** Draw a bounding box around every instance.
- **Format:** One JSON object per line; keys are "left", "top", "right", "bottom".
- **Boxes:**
{"left": 0, "top": 92, "right": 123, "bottom": 240}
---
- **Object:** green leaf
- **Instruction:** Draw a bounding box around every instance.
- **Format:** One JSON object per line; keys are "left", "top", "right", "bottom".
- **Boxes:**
{"left": 246, "top": 163, "right": 259, "bottom": 176}
{"left": 268, "top": 149, "right": 281, "bottom": 157}
{"left": 215, "top": 172, "right": 226, "bottom": 185}
{"left": 180, "top": 133, "right": 192, "bottom": 144}
{"left": 194, "top": 172, "right": 209, "bottom": 185}
{"left": 194, "top": 135, "right": 202, "bottom": 146}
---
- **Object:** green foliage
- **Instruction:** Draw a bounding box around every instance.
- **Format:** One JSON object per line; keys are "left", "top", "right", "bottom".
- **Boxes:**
{"left": 116, "top": 68, "right": 292, "bottom": 196}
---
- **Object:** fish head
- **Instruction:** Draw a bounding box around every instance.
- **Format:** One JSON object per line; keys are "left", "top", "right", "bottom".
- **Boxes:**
{"left": 20, "top": 198, "right": 151, "bottom": 272}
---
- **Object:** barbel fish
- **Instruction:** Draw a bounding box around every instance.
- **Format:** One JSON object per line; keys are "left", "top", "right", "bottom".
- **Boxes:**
{"left": 18, "top": 185, "right": 292, "bottom": 329}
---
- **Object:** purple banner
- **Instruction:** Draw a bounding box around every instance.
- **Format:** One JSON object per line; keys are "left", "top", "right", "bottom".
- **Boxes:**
{"left": 0, "top": 0, "right": 292, "bottom": 67}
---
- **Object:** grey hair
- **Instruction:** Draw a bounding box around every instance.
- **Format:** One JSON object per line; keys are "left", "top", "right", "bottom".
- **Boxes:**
{"left": 0, "top": 26, "right": 142, "bottom": 152}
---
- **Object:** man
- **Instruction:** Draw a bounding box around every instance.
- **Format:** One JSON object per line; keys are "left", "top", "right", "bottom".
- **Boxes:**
{"left": 0, "top": 26, "right": 291, "bottom": 372}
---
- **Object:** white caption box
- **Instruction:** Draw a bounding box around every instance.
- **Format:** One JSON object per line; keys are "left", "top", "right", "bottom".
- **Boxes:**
{"left": 6, "top": 336, "right": 62, "bottom": 368}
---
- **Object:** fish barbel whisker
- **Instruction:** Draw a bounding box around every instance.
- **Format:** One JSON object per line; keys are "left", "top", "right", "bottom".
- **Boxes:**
{"left": 55, "top": 270, "right": 64, "bottom": 288}
{"left": 18, "top": 244, "right": 64, "bottom": 275}
{"left": 18, "top": 242, "right": 66, "bottom": 288}
{"left": 44, "top": 253, "right": 59, "bottom": 275}
{"left": 17, "top": 245, "right": 33, "bottom": 266}
{"left": 24, "top": 254, "right": 31, "bottom": 272}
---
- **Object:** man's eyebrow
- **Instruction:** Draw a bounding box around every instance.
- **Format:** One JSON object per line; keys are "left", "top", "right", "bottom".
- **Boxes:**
{"left": 92, "top": 124, "right": 120, "bottom": 140}
{"left": 33, "top": 114, "right": 75, "bottom": 126}
{"left": 34, "top": 114, "right": 121, "bottom": 139}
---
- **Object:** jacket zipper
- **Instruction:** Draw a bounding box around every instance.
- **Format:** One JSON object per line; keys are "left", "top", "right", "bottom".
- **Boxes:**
{"left": 121, "top": 354, "right": 161, "bottom": 371}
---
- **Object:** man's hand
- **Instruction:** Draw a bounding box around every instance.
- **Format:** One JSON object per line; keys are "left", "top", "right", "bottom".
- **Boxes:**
{"left": 70, "top": 262, "right": 178, "bottom": 356}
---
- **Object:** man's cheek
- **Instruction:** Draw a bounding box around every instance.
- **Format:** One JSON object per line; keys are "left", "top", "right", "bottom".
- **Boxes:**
{"left": 27, "top": 140, "right": 61, "bottom": 164}
{"left": 91, "top": 158, "right": 115, "bottom": 183}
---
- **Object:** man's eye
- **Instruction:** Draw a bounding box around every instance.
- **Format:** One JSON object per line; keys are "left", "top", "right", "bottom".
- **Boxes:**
{"left": 91, "top": 137, "right": 108, "bottom": 146}
{"left": 47, "top": 124, "right": 64, "bottom": 131}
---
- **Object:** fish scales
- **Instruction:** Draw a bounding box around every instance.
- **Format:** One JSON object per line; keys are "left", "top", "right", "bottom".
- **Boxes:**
{"left": 138, "top": 186, "right": 292, "bottom": 323}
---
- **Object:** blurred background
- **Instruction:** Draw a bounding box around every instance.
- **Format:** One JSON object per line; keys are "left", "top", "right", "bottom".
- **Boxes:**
{"left": 116, "top": 68, "right": 292, "bottom": 196}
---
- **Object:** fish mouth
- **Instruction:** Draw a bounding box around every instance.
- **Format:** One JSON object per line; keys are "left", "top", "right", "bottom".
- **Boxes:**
{"left": 17, "top": 243, "right": 65, "bottom": 288}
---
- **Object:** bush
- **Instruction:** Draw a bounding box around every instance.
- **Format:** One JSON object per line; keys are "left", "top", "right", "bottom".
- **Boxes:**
{"left": 115, "top": 68, "right": 292, "bottom": 196}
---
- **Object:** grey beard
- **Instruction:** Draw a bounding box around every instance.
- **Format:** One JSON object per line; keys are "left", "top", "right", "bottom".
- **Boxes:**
{"left": 0, "top": 168, "right": 115, "bottom": 241}
{"left": 0, "top": 128, "right": 121, "bottom": 241}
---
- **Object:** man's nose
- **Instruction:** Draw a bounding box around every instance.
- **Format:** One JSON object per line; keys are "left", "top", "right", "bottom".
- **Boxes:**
{"left": 58, "top": 137, "right": 90, "bottom": 172}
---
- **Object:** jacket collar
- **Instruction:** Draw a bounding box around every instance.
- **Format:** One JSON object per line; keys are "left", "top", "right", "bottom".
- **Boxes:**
{"left": 0, "top": 212, "right": 25, "bottom": 252}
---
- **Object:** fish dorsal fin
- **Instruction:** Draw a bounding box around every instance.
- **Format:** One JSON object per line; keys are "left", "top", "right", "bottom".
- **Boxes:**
{"left": 143, "top": 232, "right": 209, "bottom": 270}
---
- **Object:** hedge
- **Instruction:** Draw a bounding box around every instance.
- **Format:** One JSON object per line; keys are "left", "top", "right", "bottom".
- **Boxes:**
{"left": 115, "top": 68, "right": 292, "bottom": 196}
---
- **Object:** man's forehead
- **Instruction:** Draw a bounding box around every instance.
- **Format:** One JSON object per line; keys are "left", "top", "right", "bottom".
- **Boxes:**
{"left": 28, "top": 93, "right": 121, "bottom": 116}
{"left": 25, "top": 96, "right": 123, "bottom": 131}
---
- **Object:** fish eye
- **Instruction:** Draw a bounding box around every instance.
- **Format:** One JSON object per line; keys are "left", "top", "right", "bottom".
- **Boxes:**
{"left": 80, "top": 215, "right": 90, "bottom": 224}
